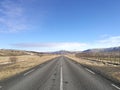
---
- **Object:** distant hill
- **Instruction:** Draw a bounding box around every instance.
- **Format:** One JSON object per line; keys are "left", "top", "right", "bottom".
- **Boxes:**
{"left": 0, "top": 49, "right": 45, "bottom": 56}
{"left": 75, "top": 46, "right": 120, "bottom": 58}
{"left": 83, "top": 46, "right": 120, "bottom": 53}
{"left": 51, "top": 50, "right": 80, "bottom": 54}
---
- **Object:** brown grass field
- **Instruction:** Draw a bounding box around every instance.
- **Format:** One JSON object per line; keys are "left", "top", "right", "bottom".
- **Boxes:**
{"left": 0, "top": 54, "right": 59, "bottom": 80}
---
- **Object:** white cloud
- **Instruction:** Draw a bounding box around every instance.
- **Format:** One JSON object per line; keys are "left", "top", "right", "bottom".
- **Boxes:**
{"left": 0, "top": 0, "right": 27, "bottom": 33}
{"left": 10, "top": 36, "right": 120, "bottom": 52}
{"left": 98, "top": 36, "right": 120, "bottom": 47}
{"left": 86, "top": 36, "right": 120, "bottom": 49}
{"left": 11, "top": 42, "right": 88, "bottom": 51}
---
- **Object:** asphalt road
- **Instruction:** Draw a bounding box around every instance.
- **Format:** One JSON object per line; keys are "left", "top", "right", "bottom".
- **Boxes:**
{"left": 0, "top": 56, "right": 120, "bottom": 90}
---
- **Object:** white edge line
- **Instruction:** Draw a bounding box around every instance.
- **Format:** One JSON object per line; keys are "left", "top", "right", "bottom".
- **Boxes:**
{"left": 112, "top": 84, "right": 120, "bottom": 90}
{"left": 0, "top": 86, "right": 2, "bottom": 88}
{"left": 85, "top": 68, "right": 95, "bottom": 74}
{"left": 24, "top": 69, "right": 35, "bottom": 76}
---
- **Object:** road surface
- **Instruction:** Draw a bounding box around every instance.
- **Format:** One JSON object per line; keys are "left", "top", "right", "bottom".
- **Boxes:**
{"left": 0, "top": 56, "right": 120, "bottom": 90}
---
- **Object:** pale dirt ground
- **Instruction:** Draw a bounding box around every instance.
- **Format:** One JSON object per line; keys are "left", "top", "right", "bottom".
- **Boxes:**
{"left": 0, "top": 54, "right": 59, "bottom": 80}
{"left": 66, "top": 54, "right": 120, "bottom": 82}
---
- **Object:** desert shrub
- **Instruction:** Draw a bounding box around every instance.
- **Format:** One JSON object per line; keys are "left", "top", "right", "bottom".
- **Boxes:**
{"left": 9, "top": 56, "right": 17, "bottom": 63}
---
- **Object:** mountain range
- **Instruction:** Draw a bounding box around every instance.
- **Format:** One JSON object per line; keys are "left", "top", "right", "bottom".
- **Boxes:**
{"left": 83, "top": 46, "right": 120, "bottom": 53}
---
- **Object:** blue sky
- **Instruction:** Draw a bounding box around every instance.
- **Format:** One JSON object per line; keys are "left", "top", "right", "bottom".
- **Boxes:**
{"left": 0, "top": 0, "right": 120, "bottom": 51}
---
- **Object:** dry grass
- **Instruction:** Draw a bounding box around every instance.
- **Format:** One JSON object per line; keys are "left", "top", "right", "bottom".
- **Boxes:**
{"left": 66, "top": 54, "right": 120, "bottom": 82}
{"left": 65, "top": 54, "right": 105, "bottom": 66}
{"left": 0, "top": 54, "right": 59, "bottom": 80}
{"left": 0, "top": 57, "right": 10, "bottom": 63}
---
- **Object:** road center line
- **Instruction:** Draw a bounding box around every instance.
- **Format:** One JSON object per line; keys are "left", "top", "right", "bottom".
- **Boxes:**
{"left": 85, "top": 68, "right": 95, "bottom": 74}
{"left": 24, "top": 69, "right": 35, "bottom": 76}
{"left": 111, "top": 84, "right": 120, "bottom": 90}
{"left": 60, "top": 61, "right": 63, "bottom": 90}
